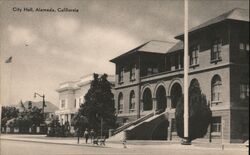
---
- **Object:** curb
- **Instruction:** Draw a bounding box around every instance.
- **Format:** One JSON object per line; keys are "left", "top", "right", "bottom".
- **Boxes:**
{"left": 0, "top": 138, "right": 110, "bottom": 148}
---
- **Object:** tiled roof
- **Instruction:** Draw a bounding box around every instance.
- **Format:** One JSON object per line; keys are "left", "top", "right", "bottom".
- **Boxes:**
{"left": 110, "top": 40, "right": 175, "bottom": 62}
{"left": 176, "top": 8, "right": 249, "bottom": 39}
{"left": 16, "top": 101, "right": 59, "bottom": 113}
{"left": 167, "top": 41, "right": 183, "bottom": 53}
{"left": 139, "top": 40, "right": 175, "bottom": 53}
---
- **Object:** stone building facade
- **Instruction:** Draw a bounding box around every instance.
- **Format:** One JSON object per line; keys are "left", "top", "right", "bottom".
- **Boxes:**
{"left": 55, "top": 74, "right": 115, "bottom": 126}
{"left": 110, "top": 8, "right": 249, "bottom": 143}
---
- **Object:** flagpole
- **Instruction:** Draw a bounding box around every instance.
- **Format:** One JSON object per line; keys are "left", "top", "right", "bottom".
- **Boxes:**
{"left": 184, "top": 0, "right": 189, "bottom": 140}
{"left": 9, "top": 59, "right": 13, "bottom": 105}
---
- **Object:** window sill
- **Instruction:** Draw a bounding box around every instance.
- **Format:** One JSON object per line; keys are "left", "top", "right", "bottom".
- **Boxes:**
{"left": 210, "top": 58, "right": 222, "bottom": 64}
{"left": 130, "top": 78, "right": 136, "bottom": 82}
{"left": 118, "top": 111, "right": 123, "bottom": 114}
{"left": 118, "top": 81, "right": 124, "bottom": 85}
{"left": 129, "top": 109, "right": 136, "bottom": 113}
{"left": 211, "top": 101, "right": 222, "bottom": 105}
{"left": 240, "top": 98, "right": 249, "bottom": 101}
{"left": 189, "top": 64, "right": 199, "bottom": 68}
{"left": 211, "top": 132, "right": 221, "bottom": 136}
{"left": 171, "top": 132, "right": 177, "bottom": 136}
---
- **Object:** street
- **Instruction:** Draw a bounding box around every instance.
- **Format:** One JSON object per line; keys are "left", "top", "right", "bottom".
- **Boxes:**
{"left": 0, "top": 139, "right": 248, "bottom": 155}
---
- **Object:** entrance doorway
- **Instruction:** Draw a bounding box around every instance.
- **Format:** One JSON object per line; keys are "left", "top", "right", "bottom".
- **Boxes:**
{"left": 156, "top": 86, "right": 167, "bottom": 112}
{"left": 143, "top": 88, "right": 153, "bottom": 111}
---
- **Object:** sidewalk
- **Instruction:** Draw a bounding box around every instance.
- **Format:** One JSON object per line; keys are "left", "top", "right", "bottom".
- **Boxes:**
{"left": 0, "top": 134, "right": 248, "bottom": 151}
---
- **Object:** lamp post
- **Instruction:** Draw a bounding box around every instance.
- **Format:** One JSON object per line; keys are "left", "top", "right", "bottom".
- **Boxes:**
{"left": 34, "top": 92, "right": 46, "bottom": 124}
{"left": 101, "top": 117, "right": 103, "bottom": 138}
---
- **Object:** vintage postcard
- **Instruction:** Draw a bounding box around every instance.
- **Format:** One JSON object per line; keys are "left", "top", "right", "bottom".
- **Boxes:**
{"left": 0, "top": 0, "right": 249, "bottom": 155}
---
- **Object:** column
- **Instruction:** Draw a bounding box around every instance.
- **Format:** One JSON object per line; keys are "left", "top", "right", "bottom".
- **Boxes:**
{"left": 208, "top": 123, "right": 212, "bottom": 143}
{"left": 168, "top": 119, "right": 172, "bottom": 141}
{"left": 68, "top": 114, "right": 71, "bottom": 125}
{"left": 58, "top": 115, "right": 62, "bottom": 124}
{"left": 166, "top": 96, "right": 172, "bottom": 109}
{"left": 152, "top": 98, "right": 157, "bottom": 114}
{"left": 140, "top": 99, "right": 143, "bottom": 112}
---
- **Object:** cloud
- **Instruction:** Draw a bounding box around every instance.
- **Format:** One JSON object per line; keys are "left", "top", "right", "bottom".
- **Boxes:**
{"left": 78, "top": 25, "right": 141, "bottom": 57}
{"left": 54, "top": 17, "right": 80, "bottom": 37}
{"left": 7, "top": 26, "right": 37, "bottom": 46}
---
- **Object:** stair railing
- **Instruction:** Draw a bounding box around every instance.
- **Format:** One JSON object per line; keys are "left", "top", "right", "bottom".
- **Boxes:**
{"left": 112, "top": 111, "right": 155, "bottom": 136}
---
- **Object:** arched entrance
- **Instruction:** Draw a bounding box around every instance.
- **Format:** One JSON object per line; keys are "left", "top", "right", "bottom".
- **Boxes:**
{"left": 143, "top": 88, "right": 153, "bottom": 111}
{"left": 156, "top": 86, "right": 167, "bottom": 112}
{"left": 170, "top": 83, "right": 182, "bottom": 108}
{"left": 151, "top": 120, "right": 169, "bottom": 140}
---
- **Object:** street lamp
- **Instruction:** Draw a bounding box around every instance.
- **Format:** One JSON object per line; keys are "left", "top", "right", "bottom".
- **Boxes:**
{"left": 34, "top": 92, "right": 46, "bottom": 122}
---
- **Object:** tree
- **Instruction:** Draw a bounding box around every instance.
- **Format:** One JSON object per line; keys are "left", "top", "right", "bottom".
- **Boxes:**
{"left": 74, "top": 73, "right": 117, "bottom": 137}
{"left": 175, "top": 80, "right": 212, "bottom": 142}
{"left": 1, "top": 106, "right": 19, "bottom": 128}
{"left": 29, "top": 106, "right": 44, "bottom": 126}
{"left": 47, "top": 115, "right": 62, "bottom": 137}
{"left": 11, "top": 102, "right": 44, "bottom": 133}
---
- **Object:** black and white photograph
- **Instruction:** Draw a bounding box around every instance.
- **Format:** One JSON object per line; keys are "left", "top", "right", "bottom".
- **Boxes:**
{"left": 0, "top": 0, "right": 249, "bottom": 155}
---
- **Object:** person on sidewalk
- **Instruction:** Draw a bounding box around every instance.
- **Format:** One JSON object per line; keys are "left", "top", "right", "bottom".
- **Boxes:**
{"left": 90, "top": 129, "right": 95, "bottom": 143}
{"left": 83, "top": 128, "right": 89, "bottom": 144}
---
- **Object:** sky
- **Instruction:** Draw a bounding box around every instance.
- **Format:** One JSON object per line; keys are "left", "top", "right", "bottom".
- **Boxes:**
{"left": 0, "top": 0, "right": 249, "bottom": 107}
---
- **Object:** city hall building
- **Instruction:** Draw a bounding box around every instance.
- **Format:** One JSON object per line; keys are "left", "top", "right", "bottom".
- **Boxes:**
{"left": 110, "top": 8, "right": 249, "bottom": 143}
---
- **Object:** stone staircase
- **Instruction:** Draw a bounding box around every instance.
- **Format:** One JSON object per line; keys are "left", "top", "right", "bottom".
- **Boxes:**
{"left": 108, "top": 112, "right": 154, "bottom": 141}
{"left": 108, "top": 111, "right": 169, "bottom": 141}
{"left": 125, "top": 111, "right": 169, "bottom": 140}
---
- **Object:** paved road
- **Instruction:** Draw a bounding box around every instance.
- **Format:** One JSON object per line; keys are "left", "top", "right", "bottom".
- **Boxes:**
{"left": 0, "top": 139, "right": 248, "bottom": 155}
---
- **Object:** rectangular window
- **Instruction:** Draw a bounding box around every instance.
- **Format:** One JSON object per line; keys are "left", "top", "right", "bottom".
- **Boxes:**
{"left": 211, "top": 117, "right": 221, "bottom": 133}
{"left": 147, "top": 67, "right": 153, "bottom": 75}
{"left": 239, "top": 42, "right": 249, "bottom": 51}
{"left": 211, "top": 39, "right": 222, "bottom": 61}
{"left": 146, "top": 66, "right": 158, "bottom": 76}
{"left": 190, "top": 45, "right": 199, "bottom": 66}
{"left": 130, "top": 65, "right": 136, "bottom": 81}
{"left": 240, "top": 43, "right": 245, "bottom": 50}
{"left": 61, "top": 100, "right": 66, "bottom": 108}
{"left": 118, "top": 68, "right": 124, "bottom": 83}
{"left": 152, "top": 67, "right": 158, "bottom": 74}
{"left": 246, "top": 44, "right": 249, "bottom": 51}
{"left": 74, "top": 99, "right": 77, "bottom": 108}
{"left": 240, "top": 83, "right": 249, "bottom": 100}
{"left": 239, "top": 42, "right": 249, "bottom": 63}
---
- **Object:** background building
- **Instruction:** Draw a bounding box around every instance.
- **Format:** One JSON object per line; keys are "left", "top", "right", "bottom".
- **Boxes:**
{"left": 16, "top": 100, "right": 58, "bottom": 120}
{"left": 55, "top": 74, "right": 115, "bottom": 126}
{"left": 110, "top": 8, "right": 249, "bottom": 143}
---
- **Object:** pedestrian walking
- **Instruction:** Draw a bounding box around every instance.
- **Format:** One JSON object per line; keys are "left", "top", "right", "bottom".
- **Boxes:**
{"left": 83, "top": 128, "right": 89, "bottom": 143}
{"left": 90, "top": 129, "right": 95, "bottom": 143}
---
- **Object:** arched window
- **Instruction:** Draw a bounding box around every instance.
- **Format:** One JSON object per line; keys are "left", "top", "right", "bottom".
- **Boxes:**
{"left": 129, "top": 91, "right": 136, "bottom": 113}
{"left": 211, "top": 75, "right": 222, "bottom": 103}
{"left": 118, "top": 93, "right": 123, "bottom": 113}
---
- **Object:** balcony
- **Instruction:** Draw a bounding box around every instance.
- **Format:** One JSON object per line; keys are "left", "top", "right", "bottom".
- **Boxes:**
{"left": 141, "top": 69, "right": 183, "bottom": 82}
